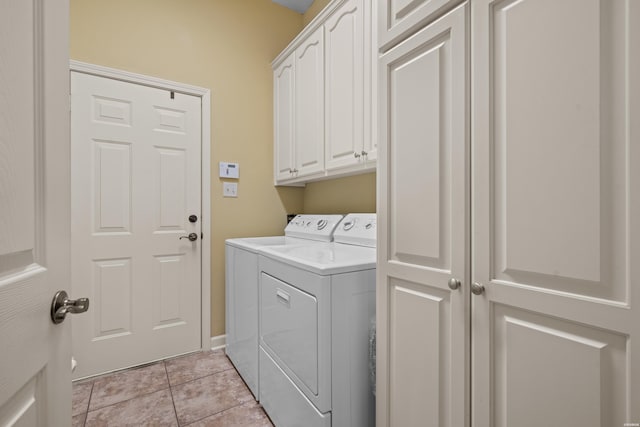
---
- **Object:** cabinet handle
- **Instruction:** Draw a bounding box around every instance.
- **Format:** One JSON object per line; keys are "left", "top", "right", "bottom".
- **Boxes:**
{"left": 361, "top": 150, "right": 367, "bottom": 157}
{"left": 354, "top": 152, "right": 361, "bottom": 158}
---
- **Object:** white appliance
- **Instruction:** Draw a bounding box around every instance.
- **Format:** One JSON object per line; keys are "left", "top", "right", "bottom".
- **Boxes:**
{"left": 258, "top": 213, "right": 377, "bottom": 427}
{"left": 225, "top": 214, "right": 343, "bottom": 399}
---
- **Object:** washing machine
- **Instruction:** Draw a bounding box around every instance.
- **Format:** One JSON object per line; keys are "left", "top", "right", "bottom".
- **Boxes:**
{"left": 225, "top": 214, "right": 343, "bottom": 399}
{"left": 258, "top": 213, "right": 377, "bottom": 427}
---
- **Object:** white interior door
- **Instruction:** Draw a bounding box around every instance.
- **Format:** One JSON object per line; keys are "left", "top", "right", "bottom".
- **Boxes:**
{"left": 0, "top": 0, "right": 71, "bottom": 425}
{"left": 377, "top": 4, "right": 469, "bottom": 427}
{"left": 71, "top": 72, "right": 202, "bottom": 378}
{"left": 472, "top": 0, "right": 640, "bottom": 425}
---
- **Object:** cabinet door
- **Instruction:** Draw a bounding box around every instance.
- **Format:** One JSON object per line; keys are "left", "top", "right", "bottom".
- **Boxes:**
{"left": 472, "top": 1, "right": 640, "bottom": 426}
{"left": 295, "top": 26, "right": 325, "bottom": 178}
{"left": 325, "top": 0, "right": 365, "bottom": 172}
{"left": 377, "top": 4, "right": 468, "bottom": 427}
{"left": 378, "top": 0, "right": 459, "bottom": 52}
{"left": 274, "top": 55, "right": 295, "bottom": 182}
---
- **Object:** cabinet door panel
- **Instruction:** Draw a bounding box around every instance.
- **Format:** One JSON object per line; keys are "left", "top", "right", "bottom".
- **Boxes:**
{"left": 295, "top": 27, "right": 325, "bottom": 178}
{"left": 274, "top": 56, "right": 295, "bottom": 182}
{"left": 378, "top": 0, "right": 460, "bottom": 51}
{"left": 325, "top": 0, "right": 365, "bottom": 172}
{"left": 472, "top": 0, "right": 640, "bottom": 425}
{"left": 377, "top": 4, "right": 468, "bottom": 427}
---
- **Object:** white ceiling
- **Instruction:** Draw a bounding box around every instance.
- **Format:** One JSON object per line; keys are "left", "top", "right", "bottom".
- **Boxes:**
{"left": 272, "top": 0, "right": 315, "bottom": 14}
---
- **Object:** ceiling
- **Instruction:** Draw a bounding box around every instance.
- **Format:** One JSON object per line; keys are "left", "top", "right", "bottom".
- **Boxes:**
{"left": 272, "top": 0, "right": 314, "bottom": 14}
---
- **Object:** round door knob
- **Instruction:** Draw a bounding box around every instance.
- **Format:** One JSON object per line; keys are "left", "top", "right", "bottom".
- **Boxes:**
{"left": 448, "top": 278, "right": 461, "bottom": 290}
{"left": 471, "top": 282, "right": 485, "bottom": 295}
{"left": 189, "top": 215, "right": 198, "bottom": 223}
{"left": 179, "top": 233, "right": 198, "bottom": 242}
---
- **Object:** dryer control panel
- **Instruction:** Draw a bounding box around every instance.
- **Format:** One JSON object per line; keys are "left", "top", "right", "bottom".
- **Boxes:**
{"left": 284, "top": 214, "right": 344, "bottom": 242}
{"left": 333, "top": 213, "right": 377, "bottom": 247}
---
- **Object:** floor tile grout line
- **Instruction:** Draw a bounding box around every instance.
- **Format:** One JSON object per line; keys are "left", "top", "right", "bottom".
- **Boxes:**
{"left": 85, "top": 383, "right": 173, "bottom": 414}
{"left": 167, "top": 366, "right": 236, "bottom": 389}
{"left": 82, "top": 381, "right": 93, "bottom": 427}
{"left": 164, "top": 360, "right": 181, "bottom": 427}
{"left": 179, "top": 400, "right": 257, "bottom": 427}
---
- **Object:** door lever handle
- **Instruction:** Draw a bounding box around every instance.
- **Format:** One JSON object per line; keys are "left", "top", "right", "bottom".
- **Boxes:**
{"left": 179, "top": 233, "right": 198, "bottom": 242}
{"left": 51, "top": 290, "right": 89, "bottom": 324}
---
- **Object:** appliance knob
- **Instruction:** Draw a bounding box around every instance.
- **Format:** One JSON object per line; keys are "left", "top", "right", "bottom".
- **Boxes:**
{"left": 343, "top": 219, "right": 356, "bottom": 231}
{"left": 317, "top": 219, "right": 328, "bottom": 230}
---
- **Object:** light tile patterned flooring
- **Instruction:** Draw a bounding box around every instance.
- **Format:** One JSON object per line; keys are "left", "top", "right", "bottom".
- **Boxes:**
{"left": 72, "top": 350, "right": 274, "bottom": 427}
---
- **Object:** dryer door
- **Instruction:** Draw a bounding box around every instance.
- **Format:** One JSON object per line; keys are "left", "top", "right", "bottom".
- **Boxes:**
{"left": 261, "top": 273, "right": 319, "bottom": 394}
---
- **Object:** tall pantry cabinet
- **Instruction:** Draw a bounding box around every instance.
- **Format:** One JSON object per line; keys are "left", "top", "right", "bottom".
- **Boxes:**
{"left": 376, "top": 1, "right": 640, "bottom": 426}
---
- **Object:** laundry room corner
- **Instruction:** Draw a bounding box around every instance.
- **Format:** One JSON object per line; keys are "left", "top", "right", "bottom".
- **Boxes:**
{"left": 69, "top": 0, "right": 306, "bottom": 344}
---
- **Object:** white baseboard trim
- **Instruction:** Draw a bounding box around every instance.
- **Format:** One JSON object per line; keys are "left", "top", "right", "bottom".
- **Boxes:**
{"left": 210, "top": 334, "right": 226, "bottom": 350}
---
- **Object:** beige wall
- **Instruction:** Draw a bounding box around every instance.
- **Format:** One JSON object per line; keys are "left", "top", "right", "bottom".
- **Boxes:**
{"left": 70, "top": 0, "right": 305, "bottom": 337}
{"left": 302, "top": 0, "right": 332, "bottom": 26}
{"left": 70, "top": 0, "right": 376, "bottom": 339}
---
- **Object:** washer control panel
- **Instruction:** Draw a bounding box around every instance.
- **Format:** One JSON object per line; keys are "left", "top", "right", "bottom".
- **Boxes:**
{"left": 284, "top": 215, "right": 344, "bottom": 241}
{"left": 334, "top": 213, "right": 377, "bottom": 247}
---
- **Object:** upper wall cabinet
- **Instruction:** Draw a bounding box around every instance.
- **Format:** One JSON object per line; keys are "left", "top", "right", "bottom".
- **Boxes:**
{"left": 273, "top": 0, "right": 376, "bottom": 186}
{"left": 378, "top": 0, "right": 461, "bottom": 51}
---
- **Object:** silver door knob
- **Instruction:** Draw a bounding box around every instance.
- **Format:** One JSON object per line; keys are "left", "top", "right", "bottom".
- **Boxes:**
{"left": 51, "top": 290, "right": 89, "bottom": 324}
{"left": 448, "top": 278, "right": 461, "bottom": 290}
{"left": 471, "top": 282, "right": 485, "bottom": 295}
{"left": 179, "top": 233, "right": 198, "bottom": 242}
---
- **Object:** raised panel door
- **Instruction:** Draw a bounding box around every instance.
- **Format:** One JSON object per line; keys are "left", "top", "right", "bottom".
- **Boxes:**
{"left": 295, "top": 26, "right": 325, "bottom": 179}
{"left": 472, "top": 0, "right": 640, "bottom": 425}
{"left": 274, "top": 55, "right": 296, "bottom": 182}
{"left": 377, "top": 4, "right": 469, "bottom": 427}
{"left": 378, "top": 0, "right": 461, "bottom": 52}
{"left": 325, "top": 0, "right": 365, "bottom": 172}
{"left": 71, "top": 72, "right": 202, "bottom": 378}
{"left": 0, "top": 0, "right": 71, "bottom": 424}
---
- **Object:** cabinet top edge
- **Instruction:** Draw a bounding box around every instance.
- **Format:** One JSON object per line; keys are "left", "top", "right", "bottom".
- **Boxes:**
{"left": 271, "top": 0, "right": 350, "bottom": 69}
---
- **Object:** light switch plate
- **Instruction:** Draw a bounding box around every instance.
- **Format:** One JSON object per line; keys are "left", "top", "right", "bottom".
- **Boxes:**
{"left": 223, "top": 182, "right": 238, "bottom": 197}
{"left": 219, "top": 162, "right": 239, "bottom": 178}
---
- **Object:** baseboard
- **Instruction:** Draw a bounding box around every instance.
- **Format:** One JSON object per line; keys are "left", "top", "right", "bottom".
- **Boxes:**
{"left": 210, "top": 334, "right": 226, "bottom": 350}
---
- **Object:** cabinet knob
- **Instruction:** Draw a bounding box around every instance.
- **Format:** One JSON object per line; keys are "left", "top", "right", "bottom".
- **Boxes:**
{"left": 354, "top": 152, "right": 361, "bottom": 158}
{"left": 471, "top": 282, "right": 485, "bottom": 295}
{"left": 448, "top": 278, "right": 461, "bottom": 290}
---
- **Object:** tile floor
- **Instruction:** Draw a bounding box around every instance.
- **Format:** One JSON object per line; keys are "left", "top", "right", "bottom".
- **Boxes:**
{"left": 72, "top": 350, "right": 274, "bottom": 427}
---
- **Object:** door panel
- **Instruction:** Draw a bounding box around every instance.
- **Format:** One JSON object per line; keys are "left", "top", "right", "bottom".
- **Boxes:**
{"left": 325, "top": 0, "right": 365, "bottom": 171}
{"left": 472, "top": 0, "right": 640, "bottom": 425}
{"left": 491, "top": 305, "right": 626, "bottom": 427}
{"left": 0, "top": 0, "right": 70, "bottom": 424}
{"left": 378, "top": 0, "right": 460, "bottom": 51}
{"left": 71, "top": 72, "right": 202, "bottom": 378}
{"left": 295, "top": 27, "right": 325, "bottom": 178}
{"left": 274, "top": 56, "right": 295, "bottom": 181}
{"left": 377, "top": 4, "right": 469, "bottom": 427}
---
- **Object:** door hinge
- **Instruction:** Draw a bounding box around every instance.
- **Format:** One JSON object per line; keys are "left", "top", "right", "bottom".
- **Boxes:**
{"left": 170, "top": 91, "right": 175, "bottom": 99}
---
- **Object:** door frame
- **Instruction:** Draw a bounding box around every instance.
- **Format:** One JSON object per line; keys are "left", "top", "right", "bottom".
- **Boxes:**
{"left": 69, "top": 60, "right": 212, "bottom": 351}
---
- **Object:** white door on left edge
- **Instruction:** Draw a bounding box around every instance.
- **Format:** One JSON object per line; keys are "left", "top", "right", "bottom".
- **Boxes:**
{"left": 71, "top": 72, "right": 202, "bottom": 378}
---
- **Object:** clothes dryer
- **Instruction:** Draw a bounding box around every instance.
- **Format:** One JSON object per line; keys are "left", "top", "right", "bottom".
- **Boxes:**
{"left": 258, "top": 213, "right": 377, "bottom": 427}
